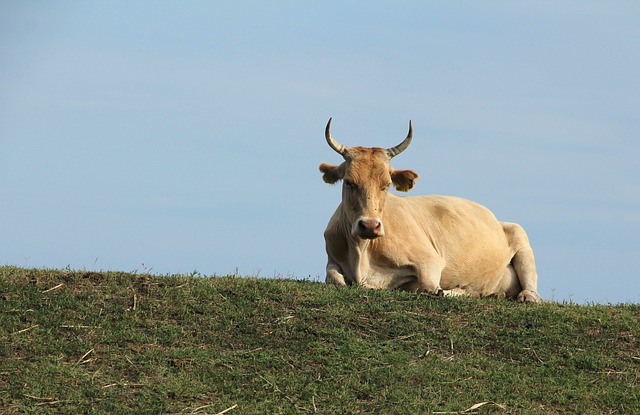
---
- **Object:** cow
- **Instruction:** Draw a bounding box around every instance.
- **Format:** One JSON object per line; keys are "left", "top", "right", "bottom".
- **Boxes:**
{"left": 319, "top": 118, "right": 541, "bottom": 302}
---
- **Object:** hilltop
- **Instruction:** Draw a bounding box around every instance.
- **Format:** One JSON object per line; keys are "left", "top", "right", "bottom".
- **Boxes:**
{"left": 1, "top": 266, "right": 638, "bottom": 414}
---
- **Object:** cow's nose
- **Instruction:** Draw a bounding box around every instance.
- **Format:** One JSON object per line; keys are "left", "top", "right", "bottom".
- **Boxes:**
{"left": 357, "top": 218, "right": 382, "bottom": 238}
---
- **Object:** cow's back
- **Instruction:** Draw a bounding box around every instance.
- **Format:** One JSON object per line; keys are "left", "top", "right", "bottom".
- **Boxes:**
{"left": 381, "top": 194, "right": 513, "bottom": 292}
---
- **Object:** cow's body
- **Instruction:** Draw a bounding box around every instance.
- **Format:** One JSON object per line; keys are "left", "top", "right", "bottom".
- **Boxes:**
{"left": 320, "top": 119, "right": 541, "bottom": 302}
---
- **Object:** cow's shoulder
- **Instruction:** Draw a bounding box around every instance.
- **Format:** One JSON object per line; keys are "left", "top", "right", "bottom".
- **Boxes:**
{"left": 323, "top": 206, "right": 350, "bottom": 259}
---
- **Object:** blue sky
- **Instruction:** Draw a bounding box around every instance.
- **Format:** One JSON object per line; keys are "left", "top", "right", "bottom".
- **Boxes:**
{"left": 2, "top": 2, "right": 639, "bottom": 303}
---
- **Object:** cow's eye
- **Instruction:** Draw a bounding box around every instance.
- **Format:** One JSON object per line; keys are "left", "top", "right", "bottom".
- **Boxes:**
{"left": 381, "top": 183, "right": 391, "bottom": 191}
{"left": 344, "top": 180, "right": 357, "bottom": 189}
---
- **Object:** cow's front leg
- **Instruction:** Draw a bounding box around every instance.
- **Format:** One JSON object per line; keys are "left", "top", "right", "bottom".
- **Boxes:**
{"left": 326, "top": 261, "right": 348, "bottom": 286}
{"left": 413, "top": 257, "right": 446, "bottom": 295}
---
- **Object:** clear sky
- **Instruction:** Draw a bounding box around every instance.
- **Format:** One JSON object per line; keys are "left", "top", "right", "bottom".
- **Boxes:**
{"left": 2, "top": 2, "right": 639, "bottom": 303}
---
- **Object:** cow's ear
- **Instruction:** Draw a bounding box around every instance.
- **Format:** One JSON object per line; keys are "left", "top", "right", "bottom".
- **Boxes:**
{"left": 391, "top": 169, "right": 419, "bottom": 192}
{"left": 319, "top": 163, "right": 345, "bottom": 184}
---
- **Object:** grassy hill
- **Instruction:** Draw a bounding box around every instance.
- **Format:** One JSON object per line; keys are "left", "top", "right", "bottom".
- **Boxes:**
{"left": 1, "top": 266, "right": 638, "bottom": 414}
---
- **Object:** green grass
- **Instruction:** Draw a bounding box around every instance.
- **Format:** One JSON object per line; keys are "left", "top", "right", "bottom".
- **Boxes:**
{"left": 1, "top": 266, "right": 639, "bottom": 414}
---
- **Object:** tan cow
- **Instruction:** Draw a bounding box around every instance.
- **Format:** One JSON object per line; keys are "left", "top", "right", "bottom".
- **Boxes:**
{"left": 319, "top": 118, "right": 541, "bottom": 302}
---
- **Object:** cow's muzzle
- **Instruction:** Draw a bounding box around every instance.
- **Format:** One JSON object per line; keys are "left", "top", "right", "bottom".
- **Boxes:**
{"left": 353, "top": 217, "right": 384, "bottom": 239}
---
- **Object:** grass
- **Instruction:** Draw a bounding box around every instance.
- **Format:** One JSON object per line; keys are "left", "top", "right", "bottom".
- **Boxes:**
{"left": 1, "top": 266, "right": 639, "bottom": 414}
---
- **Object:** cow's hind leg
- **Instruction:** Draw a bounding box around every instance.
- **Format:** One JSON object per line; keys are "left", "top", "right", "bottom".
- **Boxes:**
{"left": 502, "top": 222, "right": 542, "bottom": 303}
{"left": 492, "top": 264, "right": 521, "bottom": 299}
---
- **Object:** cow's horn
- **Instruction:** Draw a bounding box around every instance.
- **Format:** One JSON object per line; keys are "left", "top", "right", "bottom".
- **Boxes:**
{"left": 325, "top": 117, "right": 348, "bottom": 156}
{"left": 386, "top": 120, "right": 413, "bottom": 158}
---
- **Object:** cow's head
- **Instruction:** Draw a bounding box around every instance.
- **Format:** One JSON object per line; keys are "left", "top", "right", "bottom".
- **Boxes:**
{"left": 319, "top": 118, "right": 419, "bottom": 239}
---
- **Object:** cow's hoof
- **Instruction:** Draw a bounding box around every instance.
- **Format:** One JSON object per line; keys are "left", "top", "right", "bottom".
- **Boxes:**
{"left": 517, "top": 290, "right": 541, "bottom": 303}
{"left": 419, "top": 288, "right": 445, "bottom": 297}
